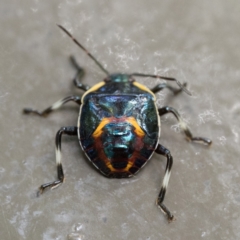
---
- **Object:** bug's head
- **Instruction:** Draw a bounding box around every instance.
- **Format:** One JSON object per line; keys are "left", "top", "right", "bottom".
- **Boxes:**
{"left": 104, "top": 74, "right": 134, "bottom": 83}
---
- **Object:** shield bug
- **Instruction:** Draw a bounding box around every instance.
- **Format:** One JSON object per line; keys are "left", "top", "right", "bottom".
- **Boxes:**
{"left": 23, "top": 25, "right": 212, "bottom": 222}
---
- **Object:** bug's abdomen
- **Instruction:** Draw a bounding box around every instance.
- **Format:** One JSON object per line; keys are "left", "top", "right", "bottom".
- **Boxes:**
{"left": 79, "top": 93, "right": 159, "bottom": 178}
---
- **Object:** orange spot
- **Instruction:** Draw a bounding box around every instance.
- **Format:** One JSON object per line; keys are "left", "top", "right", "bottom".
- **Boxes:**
{"left": 92, "top": 116, "right": 145, "bottom": 139}
{"left": 92, "top": 118, "right": 111, "bottom": 138}
{"left": 132, "top": 81, "right": 156, "bottom": 99}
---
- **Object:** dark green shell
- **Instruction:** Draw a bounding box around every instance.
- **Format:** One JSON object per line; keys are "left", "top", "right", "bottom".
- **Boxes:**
{"left": 78, "top": 74, "right": 160, "bottom": 178}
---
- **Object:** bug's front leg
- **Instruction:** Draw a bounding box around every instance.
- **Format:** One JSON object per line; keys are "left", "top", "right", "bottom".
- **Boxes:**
{"left": 23, "top": 95, "right": 81, "bottom": 117}
{"left": 130, "top": 73, "right": 191, "bottom": 95}
{"left": 155, "top": 144, "right": 175, "bottom": 222}
{"left": 70, "top": 55, "right": 91, "bottom": 91}
{"left": 38, "top": 126, "right": 78, "bottom": 195}
{"left": 151, "top": 82, "right": 187, "bottom": 95}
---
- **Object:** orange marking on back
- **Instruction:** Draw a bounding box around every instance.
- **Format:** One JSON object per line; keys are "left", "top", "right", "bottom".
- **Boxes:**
{"left": 133, "top": 81, "right": 156, "bottom": 100}
{"left": 92, "top": 116, "right": 146, "bottom": 173}
{"left": 92, "top": 116, "right": 145, "bottom": 139}
{"left": 92, "top": 118, "right": 111, "bottom": 138}
{"left": 126, "top": 117, "right": 145, "bottom": 137}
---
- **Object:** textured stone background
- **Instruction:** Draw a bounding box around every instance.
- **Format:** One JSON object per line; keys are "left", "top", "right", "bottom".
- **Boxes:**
{"left": 1, "top": 0, "right": 240, "bottom": 239}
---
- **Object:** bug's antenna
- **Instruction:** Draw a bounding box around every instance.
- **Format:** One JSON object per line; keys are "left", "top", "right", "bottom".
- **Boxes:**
{"left": 57, "top": 24, "right": 109, "bottom": 76}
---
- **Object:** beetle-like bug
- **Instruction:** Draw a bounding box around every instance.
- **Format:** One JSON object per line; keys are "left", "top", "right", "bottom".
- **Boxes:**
{"left": 23, "top": 25, "right": 212, "bottom": 222}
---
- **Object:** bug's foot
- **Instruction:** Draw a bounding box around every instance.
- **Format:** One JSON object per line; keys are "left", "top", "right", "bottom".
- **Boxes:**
{"left": 37, "top": 180, "right": 63, "bottom": 196}
{"left": 23, "top": 108, "right": 50, "bottom": 117}
{"left": 23, "top": 108, "right": 43, "bottom": 116}
{"left": 189, "top": 137, "right": 212, "bottom": 146}
{"left": 157, "top": 200, "right": 175, "bottom": 222}
{"left": 173, "top": 82, "right": 187, "bottom": 95}
{"left": 37, "top": 188, "right": 44, "bottom": 197}
{"left": 167, "top": 214, "right": 176, "bottom": 223}
{"left": 23, "top": 108, "right": 35, "bottom": 114}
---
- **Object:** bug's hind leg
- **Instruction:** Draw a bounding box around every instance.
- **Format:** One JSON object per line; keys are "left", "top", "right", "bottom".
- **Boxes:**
{"left": 151, "top": 82, "right": 187, "bottom": 95}
{"left": 159, "top": 106, "right": 212, "bottom": 145}
{"left": 23, "top": 95, "right": 81, "bottom": 117}
{"left": 38, "top": 126, "right": 78, "bottom": 195}
{"left": 70, "top": 55, "right": 90, "bottom": 91}
{"left": 155, "top": 144, "right": 174, "bottom": 222}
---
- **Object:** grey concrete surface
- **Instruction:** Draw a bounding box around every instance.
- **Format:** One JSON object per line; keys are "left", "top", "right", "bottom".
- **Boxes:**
{"left": 1, "top": 0, "right": 240, "bottom": 239}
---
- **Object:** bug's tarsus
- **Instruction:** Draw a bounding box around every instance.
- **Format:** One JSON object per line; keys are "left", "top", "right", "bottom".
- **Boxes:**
{"left": 57, "top": 24, "right": 109, "bottom": 76}
{"left": 23, "top": 108, "right": 50, "bottom": 117}
{"left": 70, "top": 55, "right": 81, "bottom": 70}
{"left": 37, "top": 179, "right": 62, "bottom": 196}
{"left": 189, "top": 137, "right": 212, "bottom": 146}
{"left": 130, "top": 73, "right": 192, "bottom": 96}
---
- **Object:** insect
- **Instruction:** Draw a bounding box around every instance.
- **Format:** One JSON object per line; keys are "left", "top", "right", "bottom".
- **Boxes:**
{"left": 23, "top": 25, "right": 212, "bottom": 222}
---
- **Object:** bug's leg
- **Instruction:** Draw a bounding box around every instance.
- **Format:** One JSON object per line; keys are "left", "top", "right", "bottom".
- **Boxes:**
{"left": 70, "top": 55, "right": 90, "bottom": 91}
{"left": 155, "top": 144, "right": 174, "bottom": 222}
{"left": 159, "top": 106, "right": 212, "bottom": 145}
{"left": 151, "top": 82, "right": 187, "bottom": 95}
{"left": 23, "top": 95, "right": 81, "bottom": 117}
{"left": 38, "top": 126, "right": 78, "bottom": 194}
{"left": 130, "top": 73, "right": 191, "bottom": 95}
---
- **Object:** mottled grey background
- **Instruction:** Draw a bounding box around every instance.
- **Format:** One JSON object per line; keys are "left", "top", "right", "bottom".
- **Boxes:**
{"left": 1, "top": 0, "right": 240, "bottom": 239}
